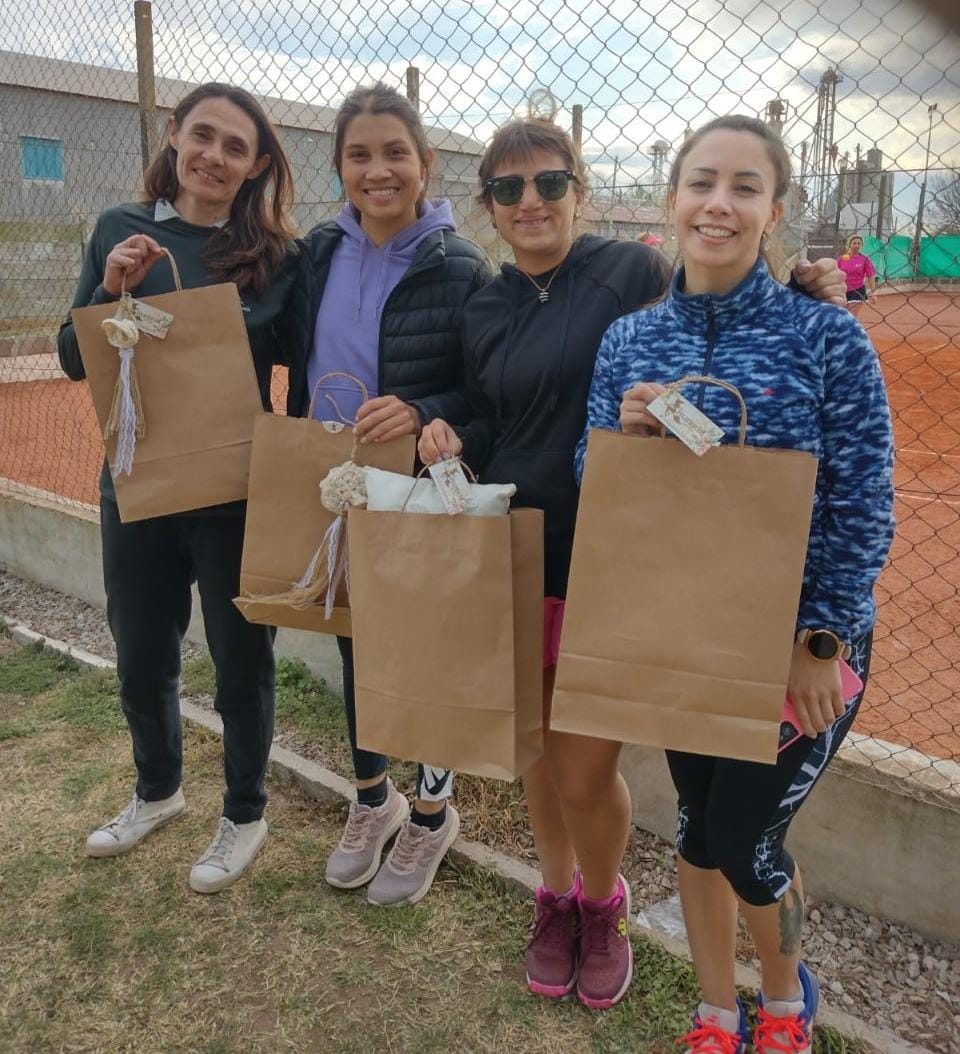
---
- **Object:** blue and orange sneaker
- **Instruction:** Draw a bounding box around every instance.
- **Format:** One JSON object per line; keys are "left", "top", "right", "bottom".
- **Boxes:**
{"left": 677, "top": 999, "right": 749, "bottom": 1053}
{"left": 753, "top": 961, "right": 820, "bottom": 1053}
{"left": 525, "top": 871, "right": 581, "bottom": 999}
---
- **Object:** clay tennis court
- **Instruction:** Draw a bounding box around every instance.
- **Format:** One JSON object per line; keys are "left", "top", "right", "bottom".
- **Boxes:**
{"left": 2, "top": 290, "right": 959, "bottom": 762}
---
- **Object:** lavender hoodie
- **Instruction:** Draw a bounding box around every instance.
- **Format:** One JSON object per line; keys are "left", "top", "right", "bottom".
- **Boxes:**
{"left": 307, "top": 198, "right": 456, "bottom": 422}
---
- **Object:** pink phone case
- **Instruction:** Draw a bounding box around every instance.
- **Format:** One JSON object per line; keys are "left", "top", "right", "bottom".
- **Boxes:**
{"left": 779, "top": 659, "right": 864, "bottom": 752}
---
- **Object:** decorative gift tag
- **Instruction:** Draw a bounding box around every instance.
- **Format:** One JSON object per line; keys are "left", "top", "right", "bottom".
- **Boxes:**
{"left": 646, "top": 389, "right": 725, "bottom": 456}
{"left": 427, "top": 458, "right": 474, "bottom": 515}
{"left": 128, "top": 297, "right": 175, "bottom": 339}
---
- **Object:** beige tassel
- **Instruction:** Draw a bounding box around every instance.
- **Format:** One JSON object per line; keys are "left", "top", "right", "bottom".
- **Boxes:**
{"left": 101, "top": 313, "right": 145, "bottom": 475}
{"left": 242, "top": 460, "right": 366, "bottom": 615}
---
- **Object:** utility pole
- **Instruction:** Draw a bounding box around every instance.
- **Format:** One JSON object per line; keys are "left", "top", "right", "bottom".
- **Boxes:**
{"left": 134, "top": 1, "right": 157, "bottom": 171}
{"left": 911, "top": 102, "right": 938, "bottom": 277}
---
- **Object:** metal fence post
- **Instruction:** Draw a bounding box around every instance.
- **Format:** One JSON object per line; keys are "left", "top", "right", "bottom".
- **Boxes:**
{"left": 134, "top": 0, "right": 158, "bottom": 172}
{"left": 406, "top": 66, "right": 420, "bottom": 113}
{"left": 572, "top": 104, "right": 583, "bottom": 156}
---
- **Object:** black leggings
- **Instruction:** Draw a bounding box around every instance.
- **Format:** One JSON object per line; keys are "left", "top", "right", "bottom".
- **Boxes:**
{"left": 101, "top": 499, "right": 275, "bottom": 823}
{"left": 666, "top": 632, "right": 872, "bottom": 906}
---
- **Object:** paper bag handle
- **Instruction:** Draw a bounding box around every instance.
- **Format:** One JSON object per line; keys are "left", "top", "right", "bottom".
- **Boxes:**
{"left": 400, "top": 459, "right": 478, "bottom": 513}
{"left": 307, "top": 371, "right": 371, "bottom": 424}
{"left": 664, "top": 374, "right": 748, "bottom": 447}
{"left": 120, "top": 247, "right": 183, "bottom": 295}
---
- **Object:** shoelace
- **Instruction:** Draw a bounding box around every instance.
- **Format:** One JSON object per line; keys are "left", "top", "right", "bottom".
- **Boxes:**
{"left": 529, "top": 896, "right": 576, "bottom": 948}
{"left": 100, "top": 794, "right": 141, "bottom": 834}
{"left": 338, "top": 805, "right": 375, "bottom": 851}
{"left": 387, "top": 822, "right": 429, "bottom": 874}
{"left": 676, "top": 1021, "right": 743, "bottom": 1054}
{"left": 752, "top": 1009, "right": 808, "bottom": 1053}
{"left": 196, "top": 818, "right": 238, "bottom": 871}
{"left": 579, "top": 894, "right": 624, "bottom": 957}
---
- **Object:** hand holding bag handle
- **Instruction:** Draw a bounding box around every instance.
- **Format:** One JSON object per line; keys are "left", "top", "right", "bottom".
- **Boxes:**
{"left": 104, "top": 248, "right": 184, "bottom": 475}
{"left": 659, "top": 374, "right": 749, "bottom": 447}
{"left": 119, "top": 246, "right": 184, "bottom": 295}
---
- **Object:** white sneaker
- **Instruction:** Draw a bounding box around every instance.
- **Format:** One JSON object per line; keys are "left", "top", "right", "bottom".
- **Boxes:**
{"left": 86, "top": 789, "right": 186, "bottom": 858}
{"left": 189, "top": 816, "right": 268, "bottom": 894}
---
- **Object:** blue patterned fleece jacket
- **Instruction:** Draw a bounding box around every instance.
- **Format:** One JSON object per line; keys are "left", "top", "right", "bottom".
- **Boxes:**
{"left": 575, "top": 257, "right": 895, "bottom": 644}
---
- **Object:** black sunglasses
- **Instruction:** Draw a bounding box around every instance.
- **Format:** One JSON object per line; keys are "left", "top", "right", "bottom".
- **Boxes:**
{"left": 484, "top": 169, "right": 575, "bottom": 206}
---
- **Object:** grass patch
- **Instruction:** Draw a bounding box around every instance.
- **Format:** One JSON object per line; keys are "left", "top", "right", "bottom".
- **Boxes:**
{"left": 0, "top": 640, "right": 869, "bottom": 1054}
{"left": 274, "top": 656, "right": 349, "bottom": 740}
{"left": 44, "top": 668, "right": 124, "bottom": 733}
{"left": 61, "top": 763, "right": 113, "bottom": 801}
{"left": 0, "top": 718, "right": 40, "bottom": 740}
{"left": 181, "top": 654, "right": 217, "bottom": 696}
{"left": 0, "top": 639, "right": 79, "bottom": 695}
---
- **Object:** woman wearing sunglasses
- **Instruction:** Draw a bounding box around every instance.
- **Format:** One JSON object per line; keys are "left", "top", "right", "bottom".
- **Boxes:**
{"left": 418, "top": 115, "right": 845, "bottom": 1010}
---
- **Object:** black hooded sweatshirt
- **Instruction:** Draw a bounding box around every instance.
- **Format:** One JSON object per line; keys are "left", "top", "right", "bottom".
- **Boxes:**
{"left": 458, "top": 234, "right": 671, "bottom": 597}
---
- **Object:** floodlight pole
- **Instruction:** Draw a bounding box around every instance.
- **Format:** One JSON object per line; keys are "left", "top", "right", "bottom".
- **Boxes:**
{"left": 912, "top": 103, "right": 938, "bottom": 277}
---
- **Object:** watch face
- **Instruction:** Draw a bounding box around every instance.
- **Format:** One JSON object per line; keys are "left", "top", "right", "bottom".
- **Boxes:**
{"left": 808, "top": 631, "right": 840, "bottom": 661}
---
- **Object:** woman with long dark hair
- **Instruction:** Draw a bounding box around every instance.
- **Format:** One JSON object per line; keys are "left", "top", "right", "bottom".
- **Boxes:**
{"left": 58, "top": 83, "right": 298, "bottom": 893}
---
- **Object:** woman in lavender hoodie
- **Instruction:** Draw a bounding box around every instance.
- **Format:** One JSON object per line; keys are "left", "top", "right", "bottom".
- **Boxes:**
{"left": 286, "top": 83, "right": 490, "bottom": 906}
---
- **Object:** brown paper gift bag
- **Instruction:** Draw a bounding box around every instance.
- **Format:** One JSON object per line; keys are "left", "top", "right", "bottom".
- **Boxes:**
{"left": 71, "top": 250, "right": 263, "bottom": 522}
{"left": 233, "top": 387, "right": 415, "bottom": 636}
{"left": 348, "top": 506, "right": 544, "bottom": 780}
{"left": 552, "top": 376, "right": 819, "bottom": 764}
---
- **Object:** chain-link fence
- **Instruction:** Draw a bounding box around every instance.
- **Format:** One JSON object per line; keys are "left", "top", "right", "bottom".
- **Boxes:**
{"left": 1, "top": 0, "right": 959, "bottom": 798}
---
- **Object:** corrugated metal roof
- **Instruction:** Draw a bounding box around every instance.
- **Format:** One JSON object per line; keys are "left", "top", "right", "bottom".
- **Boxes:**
{"left": 0, "top": 49, "right": 484, "bottom": 154}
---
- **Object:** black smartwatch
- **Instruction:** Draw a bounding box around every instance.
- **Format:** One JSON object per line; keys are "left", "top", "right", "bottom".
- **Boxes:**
{"left": 797, "top": 628, "right": 852, "bottom": 662}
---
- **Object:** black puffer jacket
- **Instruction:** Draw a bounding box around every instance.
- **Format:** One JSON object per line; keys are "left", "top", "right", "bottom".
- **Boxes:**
{"left": 284, "top": 221, "right": 492, "bottom": 420}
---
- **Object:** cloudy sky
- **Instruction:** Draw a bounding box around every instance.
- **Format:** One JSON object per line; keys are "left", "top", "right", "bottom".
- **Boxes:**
{"left": 4, "top": 0, "right": 959, "bottom": 203}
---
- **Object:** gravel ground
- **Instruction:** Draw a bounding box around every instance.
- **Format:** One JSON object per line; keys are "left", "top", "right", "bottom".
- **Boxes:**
{"left": 2, "top": 565, "right": 958, "bottom": 1053}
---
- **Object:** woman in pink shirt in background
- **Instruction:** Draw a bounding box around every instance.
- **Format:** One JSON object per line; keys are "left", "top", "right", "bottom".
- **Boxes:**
{"left": 838, "top": 234, "right": 877, "bottom": 304}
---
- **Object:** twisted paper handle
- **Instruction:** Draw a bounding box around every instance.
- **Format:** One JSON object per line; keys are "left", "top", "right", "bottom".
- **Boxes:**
{"left": 662, "top": 374, "right": 749, "bottom": 448}
{"left": 400, "top": 458, "right": 478, "bottom": 513}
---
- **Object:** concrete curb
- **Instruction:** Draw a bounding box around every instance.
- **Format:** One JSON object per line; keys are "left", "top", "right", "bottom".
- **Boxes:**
{"left": 2, "top": 617, "right": 934, "bottom": 1054}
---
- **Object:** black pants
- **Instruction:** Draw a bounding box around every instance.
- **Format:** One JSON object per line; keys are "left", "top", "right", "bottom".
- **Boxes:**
{"left": 101, "top": 498, "right": 275, "bottom": 823}
{"left": 666, "top": 632, "right": 872, "bottom": 906}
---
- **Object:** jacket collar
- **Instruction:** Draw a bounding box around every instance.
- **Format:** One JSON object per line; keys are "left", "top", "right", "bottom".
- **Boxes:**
{"left": 304, "top": 220, "right": 447, "bottom": 277}
{"left": 667, "top": 255, "right": 780, "bottom": 325}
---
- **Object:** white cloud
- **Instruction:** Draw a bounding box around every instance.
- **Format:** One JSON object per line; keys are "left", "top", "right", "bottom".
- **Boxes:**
{"left": 2, "top": 0, "right": 958, "bottom": 181}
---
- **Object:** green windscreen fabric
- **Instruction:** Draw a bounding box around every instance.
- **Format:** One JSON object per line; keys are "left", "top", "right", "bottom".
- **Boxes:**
{"left": 919, "top": 236, "right": 960, "bottom": 278}
{"left": 885, "top": 235, "right": 914, "bottom": 279}
{"left": 862, "top": 236, "right": 886, "bottom": 280}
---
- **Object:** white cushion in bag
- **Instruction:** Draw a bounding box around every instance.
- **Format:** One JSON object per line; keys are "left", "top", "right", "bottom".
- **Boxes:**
{"left": 362, "top": 466, "right": 516, "bottom": 516}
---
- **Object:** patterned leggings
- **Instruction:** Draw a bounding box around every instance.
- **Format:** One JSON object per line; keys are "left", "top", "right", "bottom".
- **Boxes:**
{"left": 666, "top": 632, "right": 872, "bottom": 906}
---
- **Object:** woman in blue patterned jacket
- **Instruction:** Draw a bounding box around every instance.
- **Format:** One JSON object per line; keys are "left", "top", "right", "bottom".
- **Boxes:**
{"left": 577, "top": 115, "right": 894, "bottom": 1054}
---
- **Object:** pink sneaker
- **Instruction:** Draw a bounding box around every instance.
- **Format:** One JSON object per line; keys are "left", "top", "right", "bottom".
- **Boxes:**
{"left": 576, "top": 873, "right": 633, "bottom": 1010}
{"left": 525, "top": 872, "right": 581, "bottom": 998}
